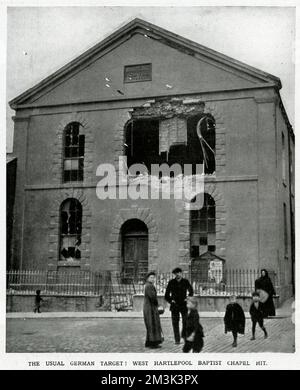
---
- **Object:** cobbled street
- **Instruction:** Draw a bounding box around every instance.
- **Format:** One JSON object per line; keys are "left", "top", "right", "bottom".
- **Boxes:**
{"left": 6, "top": 316, "right": 294, "bottom": 353}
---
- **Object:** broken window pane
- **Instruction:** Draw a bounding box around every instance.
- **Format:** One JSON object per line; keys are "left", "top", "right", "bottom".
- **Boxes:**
{"left": 59, "top": 199, "right": 82, "bottom": 261}
{"left": 63, "top": 122, "right": 85, "bottom": 182}
{"left": 191, "top": 246, "right": 199, "bottom": 257}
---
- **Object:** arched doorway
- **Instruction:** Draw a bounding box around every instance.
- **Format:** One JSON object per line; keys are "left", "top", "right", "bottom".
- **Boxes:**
{"left": 121, "top": 219, "right": 148, "bottom": 281}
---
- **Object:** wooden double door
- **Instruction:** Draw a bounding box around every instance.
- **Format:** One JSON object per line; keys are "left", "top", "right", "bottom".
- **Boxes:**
{"left": 121, "top": 219, "right": 148, "bottom": 281}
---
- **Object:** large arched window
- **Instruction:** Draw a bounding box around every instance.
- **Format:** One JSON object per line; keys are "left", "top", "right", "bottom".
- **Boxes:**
{"left": 187, "top": 114, "right": 215, "bottom": 174}
{"left": 59, "top": 198, "right": 82, "bottom": 260}
{"left": 63, "top": 122, "right": 85, "bottom": 182}
{"left": 190, "top": 193, "right": 216, "bottom": 258}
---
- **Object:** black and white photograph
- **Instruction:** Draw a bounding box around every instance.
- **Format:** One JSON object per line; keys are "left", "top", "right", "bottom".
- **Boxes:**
{"left": 2, "top": 0, "right": 299, "bottom": 370}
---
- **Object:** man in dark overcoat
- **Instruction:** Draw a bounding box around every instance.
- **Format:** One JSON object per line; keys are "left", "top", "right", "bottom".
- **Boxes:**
{"left": 164, "top": 267, "right": 194, "bottom": 344}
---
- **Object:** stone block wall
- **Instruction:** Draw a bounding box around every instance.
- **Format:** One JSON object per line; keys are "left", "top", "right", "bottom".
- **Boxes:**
{"left": 6, "top": 294, "right": 105, "bottom": 312}
{"left": 132, "top": 294, "right": 280, "bottom": 313}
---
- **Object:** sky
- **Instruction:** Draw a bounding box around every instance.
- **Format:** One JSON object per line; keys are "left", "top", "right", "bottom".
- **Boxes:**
{"left": 6, "top": 6, "right": 295, "bottom": 152}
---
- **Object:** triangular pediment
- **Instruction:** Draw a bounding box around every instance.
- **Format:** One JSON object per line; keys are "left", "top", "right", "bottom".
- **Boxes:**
{"left": 10, "top": 18, "right": 281, "bottom": 108}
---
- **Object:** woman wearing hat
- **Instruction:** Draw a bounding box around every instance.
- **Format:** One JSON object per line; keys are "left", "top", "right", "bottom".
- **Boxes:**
{"left": 255, "top": 269, "right": 276, "bottom": 317}
{"left": 143, "top": 272, "right": 164, "bottom": 349}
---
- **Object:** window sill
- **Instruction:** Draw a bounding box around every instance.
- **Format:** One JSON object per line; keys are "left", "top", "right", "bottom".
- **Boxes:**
{"left": 126, "top": 172, "right": 216, "bottom": 180}
{"left": 58, "top": 260, "right": 81, "bottom": 267}
{"left": 61, "top": 181, "right": 84, "bottom": 186}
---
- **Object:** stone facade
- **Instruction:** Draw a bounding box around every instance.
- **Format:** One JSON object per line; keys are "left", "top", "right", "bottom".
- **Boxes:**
{"left": 9, "top": 19, "right": 294, "bottom": 299}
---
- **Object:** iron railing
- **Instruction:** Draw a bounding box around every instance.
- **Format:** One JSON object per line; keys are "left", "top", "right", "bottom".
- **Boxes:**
{"left": 6, "top": 270, "right": 111, "bottom": 296}
{"left": 7, "top": 268, "right": 279, "bottom": 300}
{"left": 125, "top": 269, "right": 279, "bottom": 297}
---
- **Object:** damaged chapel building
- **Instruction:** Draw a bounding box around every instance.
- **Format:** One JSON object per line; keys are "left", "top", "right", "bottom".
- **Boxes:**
{"left": 9, "top": 19, "right": 294, "bottom": 301}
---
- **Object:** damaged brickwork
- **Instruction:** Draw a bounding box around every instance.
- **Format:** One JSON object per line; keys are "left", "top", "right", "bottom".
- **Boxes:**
{"left": 130, "top": 98, "right": 205, "bottom": 119}
{"left": 114, "top": 97, "right": 226, "bottom": 176}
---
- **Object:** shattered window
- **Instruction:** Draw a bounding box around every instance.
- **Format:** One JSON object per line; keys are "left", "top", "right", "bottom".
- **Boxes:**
{"left": 187, "top": 114, "right": 215, "bottom": 174}
{"left": 63, "top": 122, "right": 85, "bottom": 182}
{"left": 59, "top": 199, "right": 82, "bottom": 261}
{"left": 125, "top": 119, "right": 160, "bottom": 173}
{"left": 124, "top": 114, "right": 215, "bottom": 177}
{"left": 190, "top": 193, "right": 216, "bottom": 257}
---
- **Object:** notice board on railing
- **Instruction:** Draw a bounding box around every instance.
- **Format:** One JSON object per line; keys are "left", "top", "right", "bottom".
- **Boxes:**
{"left": 191, "top": 251, "right": 225, "bottom": 283}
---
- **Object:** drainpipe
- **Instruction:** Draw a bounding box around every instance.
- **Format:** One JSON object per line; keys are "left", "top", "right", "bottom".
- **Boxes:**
{"left": 287, "top": 128, "right": 295, "bottom": 295}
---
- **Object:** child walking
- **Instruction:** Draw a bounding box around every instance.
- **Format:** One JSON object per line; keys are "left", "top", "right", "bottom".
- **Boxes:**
{"left": 182, "top": 297, "right": 204, "bottom": 353}
{"left": 224, "top": 295, "right": 245, "bottom": 347}
{"left": 249, "top": 291, "right": 268, "bottom": 340}
{"left": 34, "top": 290, "right": 43, "bottom": 313}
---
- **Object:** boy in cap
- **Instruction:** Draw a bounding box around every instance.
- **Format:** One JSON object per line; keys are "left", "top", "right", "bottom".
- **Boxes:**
{"left": 249, "top": 291, "right": 268, "bottom": 340}
{"left": 182, "top": 297, "right": 204, "bottom": 353}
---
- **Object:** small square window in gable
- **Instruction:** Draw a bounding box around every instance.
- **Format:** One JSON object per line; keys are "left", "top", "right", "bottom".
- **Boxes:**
{"left": 124, "top": 63, "right": 152, "bottom": 83}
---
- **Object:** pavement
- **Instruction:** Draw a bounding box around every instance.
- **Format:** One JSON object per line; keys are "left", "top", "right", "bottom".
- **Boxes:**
{"left": 6, "top": 297, "right": 294, "bottom": 319}
{"left": 6, "top": 298, "right": 295, "bottom": 353}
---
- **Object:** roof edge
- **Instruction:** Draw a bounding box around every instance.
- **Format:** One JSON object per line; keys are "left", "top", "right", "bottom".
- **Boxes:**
{"left": 9, "top": 17, "right": 282, "bottom": 108}
{"left": 277, "top": 92, "right": 294, "bottom": 140}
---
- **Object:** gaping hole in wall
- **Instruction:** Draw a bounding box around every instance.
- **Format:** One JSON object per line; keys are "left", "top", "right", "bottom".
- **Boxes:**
{"left": 63, "top": 122, "right": 85, "bottom": 182}
{"left": 187, "top": 114, "right": 215, "bottom": 175}
{"left": 59, "top": 198, "right": 82, "bottom": 261}
{"left": 190, "top": 193, "right": 216, "bottom": 258}
{"left": 125, "top": 119, "right": 160, "bottom": 174}
{"left": 124, "top": 113, "right": 215, "bottom": 177}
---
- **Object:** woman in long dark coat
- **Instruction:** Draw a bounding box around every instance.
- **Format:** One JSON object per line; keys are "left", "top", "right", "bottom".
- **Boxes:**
{"left": 143, "top": 272, "right": 163, "bottom": 349}
{"left": 255, "top": 269, "right": 276, "bottom": 317}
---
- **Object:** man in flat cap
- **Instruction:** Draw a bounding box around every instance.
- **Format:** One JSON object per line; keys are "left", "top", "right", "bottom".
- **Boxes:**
{"left": 164, "top": 267, "right": 194, "bottom": 344}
